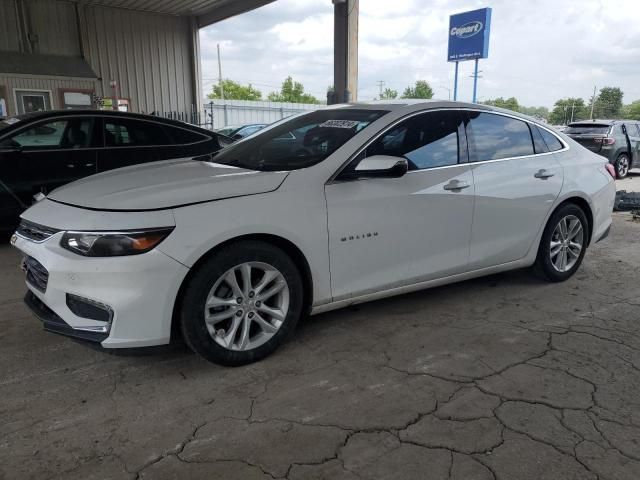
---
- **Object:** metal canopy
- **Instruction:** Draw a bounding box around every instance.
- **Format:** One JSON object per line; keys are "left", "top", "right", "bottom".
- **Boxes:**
{"left": 71, "top": 0, "right": 275, "bottom": 27}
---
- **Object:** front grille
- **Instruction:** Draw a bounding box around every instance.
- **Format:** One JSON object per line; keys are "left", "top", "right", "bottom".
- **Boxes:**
{"left": 16, "top": 220, "right": 60, "bottom": 243}
{"left": 23, "top": 255, "right": 49, "bottom": 293}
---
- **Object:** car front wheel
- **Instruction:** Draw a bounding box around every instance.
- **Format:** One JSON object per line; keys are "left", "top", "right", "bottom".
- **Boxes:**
{"left": 615, "top": 154, "right": 630, "bottom": 179}
{"left": 534, "top": 203, "right": 588, "bottom": 282}
{"left": 180, "top": 240, "right": 304, "bottom": 366}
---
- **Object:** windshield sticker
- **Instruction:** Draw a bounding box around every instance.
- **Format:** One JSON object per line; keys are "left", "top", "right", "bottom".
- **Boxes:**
{"left": 318, "top": 120, "right": 360, "bottom": 129}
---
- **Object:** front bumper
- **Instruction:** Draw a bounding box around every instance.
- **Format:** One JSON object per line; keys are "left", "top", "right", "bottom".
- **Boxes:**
{"left": 24, "top": 290, "right": 109, "bottom": 343}
{"left": 13, "top": 231, "right": 189, "bottom": 348}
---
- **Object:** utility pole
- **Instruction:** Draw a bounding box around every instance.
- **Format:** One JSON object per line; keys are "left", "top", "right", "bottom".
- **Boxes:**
{"left": 217, "top": 43, "right": 224, "bottom": 100}
{"left": 469, "top": 62, "right": 483, "bottom": 103}
{"left": 570, "top": 100, "right": 576, "bottom": 123}
{"left": 590, "top": 85, "right": 597, "bottom": 120}
{"left": 376, "top": 80, "right": 385, "bottom": 99}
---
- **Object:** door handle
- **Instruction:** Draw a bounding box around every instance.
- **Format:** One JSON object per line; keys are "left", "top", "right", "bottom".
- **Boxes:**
{"left": 534, "top": 169, "right": 554, "bottom": 179}
{"left": 84, "top": 163, "right": 94, "bottom": 167}
{"left": 443, "top": 180, "right": 470, "bottom": 191}
{"left": 66, "top": 164, "right": 75, "bottom": 168}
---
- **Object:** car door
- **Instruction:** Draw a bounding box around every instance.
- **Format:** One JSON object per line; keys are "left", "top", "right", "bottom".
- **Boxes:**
{"left": 325, "top": 109, "right": 475, "bottom": 301}
{"left": 0, "top": 117, "right": 97, "bottom": 228}
{"left": 623, "top": 123, "right": 640, "bottom": 167}
{"left": 464, "top": 111, "right": 564, "bottom": 270}
{"left": 97, "top": 116, "right": 175, "bottom": 172}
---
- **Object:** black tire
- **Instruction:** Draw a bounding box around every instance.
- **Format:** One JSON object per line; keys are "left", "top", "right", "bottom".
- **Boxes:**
{"left": 615, "top": 154, "right": 630, "bottom": 179}
{"left": 533, "top": 203, "right": 589, "bottom": 282}
{"left": 180, "top": 240, "right": 304, "bottom": 366}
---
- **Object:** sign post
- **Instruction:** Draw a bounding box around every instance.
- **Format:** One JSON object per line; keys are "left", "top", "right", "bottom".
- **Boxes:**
{"left": 453, "top": 62, "right": 459, "bottom": 101}
{"left": 447, "top": 8, "right": 492, "bottom": 103}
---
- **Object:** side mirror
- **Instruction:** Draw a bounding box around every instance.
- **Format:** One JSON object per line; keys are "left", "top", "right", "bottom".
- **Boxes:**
{"left": 232, "top": 133, "right": 244, "bottom": 141}
{"left": 353, "top": 155, "right": 408, "bottom": 179}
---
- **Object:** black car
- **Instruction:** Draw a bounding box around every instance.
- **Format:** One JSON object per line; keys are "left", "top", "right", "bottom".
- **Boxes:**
{"left": 0, "top": 110, "right": 229, "bottom": 230}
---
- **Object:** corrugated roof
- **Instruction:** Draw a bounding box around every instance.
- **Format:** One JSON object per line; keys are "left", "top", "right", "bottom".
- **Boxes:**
{"left": 0, "top": 51, "right": 97, "bottom": 78}
{"left": 71, "top": 0, "right": 275, "bottom": 25}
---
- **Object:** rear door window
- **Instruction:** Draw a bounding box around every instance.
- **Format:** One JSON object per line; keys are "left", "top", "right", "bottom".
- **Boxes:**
{"left": 166, "top": 125, "right": 208, "bottom": 145}
{"left": 531, "top": 125, "right": 549, "bottom": 154}
{"left": 104, "top": 118, "right": 169, "bottom": 147}
{"left": 538, "top": 127, "right": 564, "bottom": 152}
{"left": 465, "top": 112, "right": 534, "bottom": 161}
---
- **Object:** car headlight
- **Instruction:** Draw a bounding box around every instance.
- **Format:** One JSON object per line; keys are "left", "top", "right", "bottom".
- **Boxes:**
{"left": 60, "top": 228, "right": 174, "bottom": 257}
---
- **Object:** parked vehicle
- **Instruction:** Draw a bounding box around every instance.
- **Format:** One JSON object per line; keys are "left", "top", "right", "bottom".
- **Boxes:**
{"left": 12, "top": 101, "right": 616, "bottom": 365}
{"left": 0, "top": 110, "right": 230, "bottom": 231}
{"left": 216, "top": 123, "right": 267, "bottom": 141}
{"left": 564, "top": 120, "right": 640, "bottom": 178}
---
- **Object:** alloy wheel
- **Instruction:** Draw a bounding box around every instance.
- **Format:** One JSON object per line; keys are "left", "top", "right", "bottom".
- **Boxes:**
{"left": 549, "top": 215, "right": 584, "bottom": 273}
{"left": 203, "top": 262, "right": 289, "bottom": 351}
{"left": 618, "top": 156, "right": 630, "bottom": 177}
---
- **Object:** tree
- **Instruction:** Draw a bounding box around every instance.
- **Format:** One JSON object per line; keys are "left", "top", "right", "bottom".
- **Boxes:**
{"left": 401, "top": 80, "right": 434, "bottom": 99}
{"left": 483, "top": 97, "right": 520, "bottom": 112}
{"left": 207, "top": 79, "right": 262, "bottom": 101}
{"left": 268, "top": 76, "right": 320, "bottom": 104}
{"left": 623, "top": 100, "right": 640, "bottom": 120}
{"left": 519, "top": 105, "right": 549, "bottom": 120}
{"left": 379, "top": 88, "right": 398, "bottom": 100}
{"left": 548, "top": 98, "right": 588, "bottom": 125}
{"left": 593, "top": 87, "right": 623, "bottom": 119}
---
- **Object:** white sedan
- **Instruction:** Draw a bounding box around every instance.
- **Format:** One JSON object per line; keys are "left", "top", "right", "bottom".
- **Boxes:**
{"left": 12, "top": 101, "right": 616, "bottom": 365}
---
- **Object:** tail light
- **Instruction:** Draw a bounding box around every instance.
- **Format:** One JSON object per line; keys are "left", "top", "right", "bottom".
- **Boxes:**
{"left": 594, "top": 137, "right": 615, "bottom": 145}
{"left": 605, "top": 163, "right": 616, "bottom": 179}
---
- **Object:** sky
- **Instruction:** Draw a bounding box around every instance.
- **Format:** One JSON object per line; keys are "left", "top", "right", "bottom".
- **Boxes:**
{"left": 199, "top": 0, "right": 640, "bottom": 108}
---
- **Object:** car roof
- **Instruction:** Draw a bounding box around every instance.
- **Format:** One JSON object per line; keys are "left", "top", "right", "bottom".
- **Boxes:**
{"left": 1, "top": 109, "right": 215, "bottom": 134}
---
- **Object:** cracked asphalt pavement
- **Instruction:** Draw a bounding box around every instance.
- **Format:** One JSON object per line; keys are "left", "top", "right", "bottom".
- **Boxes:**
{"left": 1, "top": 212, "right": 639, "bottom": 480}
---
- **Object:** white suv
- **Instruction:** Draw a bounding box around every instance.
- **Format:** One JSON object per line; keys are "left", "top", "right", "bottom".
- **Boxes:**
{"left": 12, "top": 101, "right": 616, "bottom": 365}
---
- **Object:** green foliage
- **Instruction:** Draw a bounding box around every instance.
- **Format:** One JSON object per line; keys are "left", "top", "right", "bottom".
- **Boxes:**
{"left": 483, "top": 97, "right": 520, "bottom": 112}
{"left": 548, "top": 98, "right": 589, "bottom": 125}
{"left": 623, "top": 100, "right": 640, "bottom": 120}
{"left": 519, "top": 105, "right": 549, "bottom": 119}
{"left": 207, "top": 79, "right": 262, "bottom": 101}
{"left": 401, "top": 80, "right": 434, "bottom": 99}
{"left": 593, "top": 87, "right": 624, "bottom": 119}
{"left": 380, "top": 88, "right": 398, "bottom": 100}
{"left": 268, "top": 76, "right": 320, "bottom": 104}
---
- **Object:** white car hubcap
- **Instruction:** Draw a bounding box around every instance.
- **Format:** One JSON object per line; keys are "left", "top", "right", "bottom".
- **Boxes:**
{"left": 204, "top": 262, "right": 289, "bottom": 351}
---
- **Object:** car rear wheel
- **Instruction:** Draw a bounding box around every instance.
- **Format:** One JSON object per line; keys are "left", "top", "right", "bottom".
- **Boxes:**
{"left": 180, "top": 240, "right": 304, "bottom": 365}
{"left": 533, "top": 203, "right": 588, "bottom": 282}
{"left": 615, "top": 154, "right": 630, "bottom": 179}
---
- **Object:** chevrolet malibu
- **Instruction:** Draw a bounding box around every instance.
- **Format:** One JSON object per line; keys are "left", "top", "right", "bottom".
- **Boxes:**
{"left": 12, "top": 101, "right": 616, "bottom": 365}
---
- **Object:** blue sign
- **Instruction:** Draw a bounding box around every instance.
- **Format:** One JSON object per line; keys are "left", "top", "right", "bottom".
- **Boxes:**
{"left": 448, "top": 8, "right": 492, "bottom": 62}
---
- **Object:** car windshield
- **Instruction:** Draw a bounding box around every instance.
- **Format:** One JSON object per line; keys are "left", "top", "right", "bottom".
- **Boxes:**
{"left": 564, "top": 124, "right": 610, "bottom": 135}
{"left": 216, "top": 126, "right": 241, "bottom": 136}
{"left": 209, "top": 109, "right": 388, "bottom": 171}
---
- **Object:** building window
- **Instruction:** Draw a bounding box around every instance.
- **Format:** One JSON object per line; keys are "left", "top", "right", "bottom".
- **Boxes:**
{"left": 0, "top": 85, "right": 7, "bottom": 117}
{"left": 60, "top": 89, "right": 94, "bottom": 110}
{"left": 14, "top": 89, "right": 52, "bottom": 115}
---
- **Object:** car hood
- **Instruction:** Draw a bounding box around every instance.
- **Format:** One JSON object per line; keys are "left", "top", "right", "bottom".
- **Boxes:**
{"left": 48, "top": 158, "right": 289, "bottom": 211}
